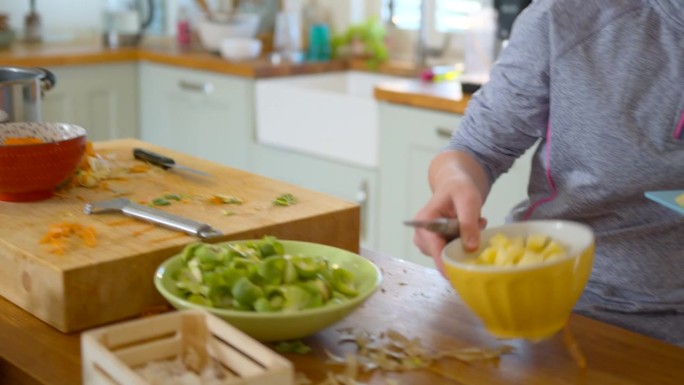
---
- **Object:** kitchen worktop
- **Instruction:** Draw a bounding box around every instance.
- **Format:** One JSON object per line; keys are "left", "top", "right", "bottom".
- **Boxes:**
{"left": 0, "top": 38, "right": 414, "bottom": 79}
{"left": 1, "top": 247, "right": 683, "bottom": 384}
{"left": 0, "top": 38, "right": 469, "bottom": 113}
{"left": 374, "top": 79, "right": 472, "bottom": 115}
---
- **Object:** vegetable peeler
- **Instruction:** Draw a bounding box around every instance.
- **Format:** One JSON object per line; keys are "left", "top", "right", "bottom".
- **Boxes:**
{"left": 84, "top": 198, "right": 222, "bottom": 239}
{"left": 403, "top": 217, "right": 460, "bottom": 239}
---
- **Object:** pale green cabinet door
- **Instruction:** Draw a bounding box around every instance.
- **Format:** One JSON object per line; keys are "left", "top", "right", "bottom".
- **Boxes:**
{"left": 139, "top": 62, "right": 254, "bottom": 170}
{"left": 252, "top": 144, "right": 377, "bottom": 251}
{"left": 42, "top": 63, "right": 139, "bottom": 142}
{"left": 378, "top": 103, "right": 534, "bottom": 268}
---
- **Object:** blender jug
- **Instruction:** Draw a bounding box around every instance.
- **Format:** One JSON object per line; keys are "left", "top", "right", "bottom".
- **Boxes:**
{"left": 103, "top": 0, "right": 154, "bottom": 47}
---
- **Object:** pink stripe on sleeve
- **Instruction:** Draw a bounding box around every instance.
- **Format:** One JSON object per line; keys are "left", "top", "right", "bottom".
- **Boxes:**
{"left": 673, "top": 111, "right": 684, "bottom": 139}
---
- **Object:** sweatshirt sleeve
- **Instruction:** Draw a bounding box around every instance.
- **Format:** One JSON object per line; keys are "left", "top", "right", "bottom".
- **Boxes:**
{"left": 447, "top": 0, "right": 553, "bottom": 184}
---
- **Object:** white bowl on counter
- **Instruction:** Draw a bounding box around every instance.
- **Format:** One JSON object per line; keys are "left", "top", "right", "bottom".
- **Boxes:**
{"left": 220, "top": 38, "right": 262, "bottom": 61}
{"left": 197, "top": 13, "right": 261, "bottom": 52}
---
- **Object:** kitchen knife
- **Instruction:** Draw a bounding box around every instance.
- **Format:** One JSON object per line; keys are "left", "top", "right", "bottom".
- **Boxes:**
{"left": 133, "top": 148, "right": 210, "bottom": 177}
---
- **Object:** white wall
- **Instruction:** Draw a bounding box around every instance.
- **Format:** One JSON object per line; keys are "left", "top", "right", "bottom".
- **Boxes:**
{"left": 0, "top": 0, "right": 460, "bottom": 64}
{"left": 0, "top": 0, "right": 375, "bottom": 41}
{"left": 0, "top": 0, "right": 105, "bottom": 40}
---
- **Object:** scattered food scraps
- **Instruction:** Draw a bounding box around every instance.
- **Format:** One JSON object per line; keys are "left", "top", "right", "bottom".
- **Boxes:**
{"left": 294, "top": 328, "right": 514, "bottom": 385}
{"left": 274, "top": 340, "right": 312, "bottom": 355}
{"left": 563, "top": 326, "right": 586, "bottom": 369}
{"left": 128, "top": 163, "right": 151, "bottom": 173}
{"left": 274, "top": 193, "right": 298, "bottom": 206}
{"left": 39, "top": 222, "right": 97, "bottom": 255}
{"left": 207, "top": 194, "right": 243, "bottom": 205}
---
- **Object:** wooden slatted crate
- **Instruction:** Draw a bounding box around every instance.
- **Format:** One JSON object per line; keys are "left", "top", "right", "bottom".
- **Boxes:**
{"left": 81, "top": 310, "right": 295, "bottom": 385}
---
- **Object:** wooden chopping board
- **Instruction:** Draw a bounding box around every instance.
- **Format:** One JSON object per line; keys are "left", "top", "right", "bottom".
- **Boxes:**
{"left": 0, "top": 139, "right": 360, "bottom": 333}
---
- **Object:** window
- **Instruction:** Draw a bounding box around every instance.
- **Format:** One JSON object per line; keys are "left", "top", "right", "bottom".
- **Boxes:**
{"left": 384, "top": 0, "right": 483, "bottom": 32}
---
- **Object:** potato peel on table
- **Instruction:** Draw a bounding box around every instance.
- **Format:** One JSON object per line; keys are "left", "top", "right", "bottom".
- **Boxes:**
{"left": 294, "top": 328, "right": 514, "bottom": 385}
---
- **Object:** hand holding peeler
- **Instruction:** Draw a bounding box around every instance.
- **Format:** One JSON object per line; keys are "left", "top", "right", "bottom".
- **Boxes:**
{"left": 84, "top": 198, "right": 222, "bottom": 239}
{"left": 403, "top": 217, "right": 460, "bottom": 239}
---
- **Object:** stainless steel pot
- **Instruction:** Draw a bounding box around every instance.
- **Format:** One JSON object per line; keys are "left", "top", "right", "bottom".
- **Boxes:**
{"left": 0, "top": 67, "right": 56, "bottom": 123}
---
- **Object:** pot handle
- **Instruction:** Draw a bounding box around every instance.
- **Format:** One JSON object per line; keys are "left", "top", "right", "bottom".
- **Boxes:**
{"left": 38, "top": 68, "right": 56, "bottom": 92}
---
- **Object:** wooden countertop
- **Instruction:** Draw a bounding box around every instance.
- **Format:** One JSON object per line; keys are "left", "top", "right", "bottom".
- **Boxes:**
{"left": 374, "top": 79, "right": 472, "bottom": 115}
{"left": 0, "top": 38, "right": 466, "bottom": 113}
{"left": 1, "top": 246, "right": 683, "bottom": 384}
{"left": 0, "top": 38, "right": 417, "bottom": 79}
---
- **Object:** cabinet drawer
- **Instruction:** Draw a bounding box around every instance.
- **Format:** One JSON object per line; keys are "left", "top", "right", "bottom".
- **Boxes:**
{"left": 252, "top": 144, "right": 377, "bottom": 250}
{"left": 139, "top": 62, "right": 255, "bottom": 169}
{"left": 42, "top": 63, "right": 139, "bottom": 142}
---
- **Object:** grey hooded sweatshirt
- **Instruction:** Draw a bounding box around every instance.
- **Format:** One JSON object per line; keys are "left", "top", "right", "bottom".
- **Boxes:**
{"left": 448, "top": 0, "right": 684, "bottom": 346}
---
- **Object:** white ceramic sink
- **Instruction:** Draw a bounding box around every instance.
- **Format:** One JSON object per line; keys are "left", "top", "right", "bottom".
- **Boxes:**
{"left": 255, "top": 71, "right": 408, "bottom": 168}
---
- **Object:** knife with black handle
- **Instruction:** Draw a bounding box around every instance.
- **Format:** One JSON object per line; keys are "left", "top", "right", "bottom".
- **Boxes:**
{"left": 133, "top": 148, "right": 210, "bottom": 177}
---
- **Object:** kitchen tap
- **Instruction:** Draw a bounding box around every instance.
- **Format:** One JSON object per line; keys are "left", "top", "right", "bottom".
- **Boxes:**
{"left": 387, "top": 0, "right": 451, "bottom": 68}
{"left": 415, "top": 0, "right": 451, "bottom": 68}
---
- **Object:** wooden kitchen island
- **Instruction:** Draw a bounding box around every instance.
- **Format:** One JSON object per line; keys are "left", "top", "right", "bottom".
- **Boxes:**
{"left": 1, "top": 140, "right": 683, "bottom": 384}
{"left": 1, "top": 249, "right": 684, "bottom": 385}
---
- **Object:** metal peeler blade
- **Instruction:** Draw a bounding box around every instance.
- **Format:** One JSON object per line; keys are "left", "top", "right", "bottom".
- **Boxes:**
{"left": 84, "top": 198, "right": 222, "bottom": 239}
{"left": 403, "top": 217, "right": 460, "bottom": 239}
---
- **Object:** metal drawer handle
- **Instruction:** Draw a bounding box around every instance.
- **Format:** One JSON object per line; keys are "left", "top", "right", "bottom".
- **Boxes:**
{"left": 436, "top": 126, "right": 454, "bottom": 139}
{"left": 355, "top": 180, "right": 369, "bottom": 241}
{"left": 178, "top": 80, "right": 214, "bottom": 94}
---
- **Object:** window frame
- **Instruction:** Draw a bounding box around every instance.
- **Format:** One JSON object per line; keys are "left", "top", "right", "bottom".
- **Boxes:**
{"left": 384, "top": 0, "right": 484, "bottom": 32}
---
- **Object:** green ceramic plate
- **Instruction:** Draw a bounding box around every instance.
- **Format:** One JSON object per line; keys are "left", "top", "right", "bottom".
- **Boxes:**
{"left": 154, "top": 240, "right": 382, "bottom": 342}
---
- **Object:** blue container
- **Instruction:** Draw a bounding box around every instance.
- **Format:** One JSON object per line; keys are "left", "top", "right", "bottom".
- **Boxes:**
{"left": 307, "top": 24, "right": 331, "bottom": 61}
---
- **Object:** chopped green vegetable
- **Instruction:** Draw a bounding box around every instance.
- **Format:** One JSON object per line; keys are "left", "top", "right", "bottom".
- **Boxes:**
{"left": 292, "top": 256, "right": 323, "bottom": 278}
{"left": 152, "top": 197, "right": 170, "bottom": 206}
{"left": 181, "top": 243, "right": 203, "bottom": 262}
{"left": 221, "top": 210, "right": 235, "bottom": 216}
{"left": 300, "top": 278, "right": 331, "bottom": 301}
{"left": 274, "top": 340, "right": 312, "bottom": 355}
{"left": 253, "top": 297, "right": 276, "bottom": 312}
{"left": 195, "top": 244, "right": 226, "bottom": 270}
{"left": 258, "top": 255, "right": 286, "bottom": 285}
{"left": 331, "top": 267, "right": 358, "bottom": 297}
{"left": 259, "top": 236, "right": 285, "bottom": 256}
{"left": 164, "top": 193, "right": 182, "bottom": 201}
{"left": 171, "top": 236, "right": 359, "bottom": 313}
{"left": 273, "top": 193, "right": 298, "bottom": 206}
{"left": 218, "top": 195, "right": 243, "bottom": 204}
{"left": 187, "top": 294, "right": 212, "bottom": 307}
{"left": 222, "top": 265, "right": 250, "bottom": 288}
{"left": 281, "top": 285, "right": 313, "bottom": 311}
{"left": 231, "top": 276, "right": 264, "bottom": 308}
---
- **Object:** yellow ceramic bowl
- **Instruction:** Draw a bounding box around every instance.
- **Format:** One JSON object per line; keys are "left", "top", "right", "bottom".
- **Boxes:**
{"left": 442, "top": 220, "right": 595, "bottom": 341}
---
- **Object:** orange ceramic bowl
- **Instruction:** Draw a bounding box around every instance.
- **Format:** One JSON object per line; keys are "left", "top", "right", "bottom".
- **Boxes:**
{"left": 0, "top": 122, "right": 87, "bottom": 202}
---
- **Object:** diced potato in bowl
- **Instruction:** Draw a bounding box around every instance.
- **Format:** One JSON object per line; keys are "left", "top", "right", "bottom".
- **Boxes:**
{"left": 442, "top": 220, "right": 595, "bottom": 341}
{"left": 471, "top": 233, "right": 567, "bottom": 267}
